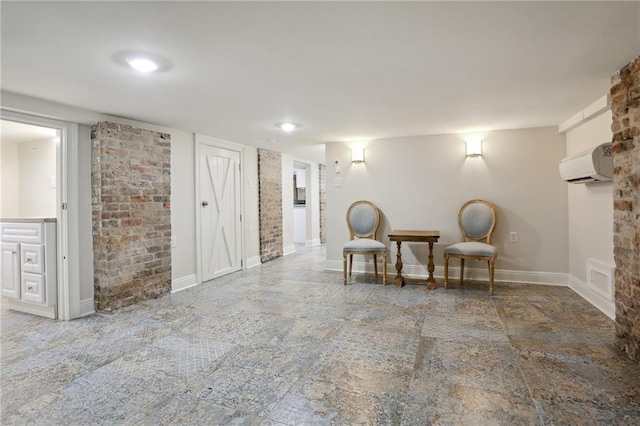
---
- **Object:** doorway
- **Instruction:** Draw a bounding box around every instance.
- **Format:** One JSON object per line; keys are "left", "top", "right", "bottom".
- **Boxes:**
{"left": 196, "top": 138, "right": 242, "bottom": 283}
{"left": 293, "top": 162, "right": 307, "bottom": 246}
{"left": 0, "top": 111, "right": 81, "bottom": 320}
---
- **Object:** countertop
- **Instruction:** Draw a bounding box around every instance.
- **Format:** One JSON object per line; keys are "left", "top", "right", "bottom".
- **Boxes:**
{"left": 1, "top": 217, "right": 57, "bottom": 223}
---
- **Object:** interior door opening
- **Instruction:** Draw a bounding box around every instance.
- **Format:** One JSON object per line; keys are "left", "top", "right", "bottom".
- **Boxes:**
{"left": 1, "top": 119, "right": 60, "bottom": 318}
{"left": 1, "top": 111, "right": 81, "bottom": 321}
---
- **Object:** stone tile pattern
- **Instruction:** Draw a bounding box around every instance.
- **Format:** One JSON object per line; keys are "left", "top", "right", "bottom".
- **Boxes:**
{"left": 257, "top": 148, "right": 283, "bottom": 262}
{"left": 91, "top": 122, "right": 171, "bottom": 312}
{"left": 2, "top": 246, "right": 640, "bottom": 425}
{"left": 319, "top": 163, "right": 327, "bottom": 244}
{"left": 611, "top": 55, "right": 640, "bottom": 362}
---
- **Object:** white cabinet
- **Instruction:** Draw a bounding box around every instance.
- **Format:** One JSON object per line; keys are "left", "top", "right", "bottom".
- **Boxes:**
{"left": 0, "top": 220, "right": 57, "bottom": 319}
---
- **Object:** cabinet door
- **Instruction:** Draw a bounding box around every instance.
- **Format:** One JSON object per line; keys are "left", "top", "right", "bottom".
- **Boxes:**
{"left": 1, "top": 243, "right": 21, "bottom": 299}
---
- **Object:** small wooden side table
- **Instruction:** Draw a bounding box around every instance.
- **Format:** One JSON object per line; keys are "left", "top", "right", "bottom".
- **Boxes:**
{"left": 388, "top": 230, "right": 440, "bottom": 289}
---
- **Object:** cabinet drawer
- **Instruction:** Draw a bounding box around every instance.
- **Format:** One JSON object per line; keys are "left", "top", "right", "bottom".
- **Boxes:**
{"left": 1, "top": 223, "right": 44, "bottom": 244}
{"left": 21, "top": 244, "right": 45, "bottom": 274}
{"left": 21, "top": 273, "right": 46, "bottom": 304}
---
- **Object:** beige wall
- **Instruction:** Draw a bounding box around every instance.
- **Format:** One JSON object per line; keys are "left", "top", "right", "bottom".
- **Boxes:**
{"left": 1, "top": 139, "right": 20, "bottom": 217}
{"left": 325, "top": 126, "right": 569, "bottom": 282}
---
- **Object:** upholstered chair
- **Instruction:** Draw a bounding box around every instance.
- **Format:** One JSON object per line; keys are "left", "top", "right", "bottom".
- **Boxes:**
{"left": 343, "top": 200, "right": 387, "bottom": 285}
{"left": 444, "top": 199, "right": 498, "bottom": 294}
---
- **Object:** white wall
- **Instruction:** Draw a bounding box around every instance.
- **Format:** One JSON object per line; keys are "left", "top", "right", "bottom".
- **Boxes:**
{"left": 564, "top": 108, "right": 615, "bottom": 318}
{"left": 306, "top": 163, "right": 321, "bottom": 246}
{"left": 242, "top": 146, "right": 261, "bottom": 267}
{"left": 0, "top": 91, "right": 261, "bottom": 298}
{"left": 1, "top": 139, "right": 20, "bottom": 217}
{"left": 325, "top": 127, "right": 568, "bottom": 283}
{"left": 281, "top": 154, "right": 295, "bottom": 255}
{"left": 77, "top": 125, "right": 94, "bottom": 302}
{"left": 18, "top": 137, "right": 57, "bottom": 218}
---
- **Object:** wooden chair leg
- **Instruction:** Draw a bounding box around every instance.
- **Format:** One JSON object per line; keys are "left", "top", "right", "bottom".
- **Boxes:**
{"left": 382, "top": 251, "right": 387, "bottom": 285}
{"left": 343, "top": 252, "right": 347, "bottom": 285}
{"left": 349, "top": 254, "right": 353, "bottom": 277}
{"left": 460, "top": 258, "right": 465, "bottom": 286}
{"left": 444, "top": 255, "right": 449, "bottom": 288}
{"left": 489, "top": 259, "right": 495, "bottom": 295}
{"left": 373, "top": 254, "right": 378, "bottom": 279}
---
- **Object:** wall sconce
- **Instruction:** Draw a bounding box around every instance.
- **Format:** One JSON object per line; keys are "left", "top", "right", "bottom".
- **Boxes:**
{"left": 465, "top": 139, "right": 482, "bottom": 157}
{"left": 351, "top": 147, "right": 365, "bottom": 163}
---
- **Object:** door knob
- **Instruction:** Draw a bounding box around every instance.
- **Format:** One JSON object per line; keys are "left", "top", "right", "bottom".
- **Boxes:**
{"left": 201, "top": 201, "right": 209, "bottom": 207}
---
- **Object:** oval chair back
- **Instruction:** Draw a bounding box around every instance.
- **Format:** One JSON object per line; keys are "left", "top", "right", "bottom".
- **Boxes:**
{"left": 347, "top": 200, "right": 380, "bottom": 240}
{"left": 459, "top": 199, "right": 497, "bottom": 244}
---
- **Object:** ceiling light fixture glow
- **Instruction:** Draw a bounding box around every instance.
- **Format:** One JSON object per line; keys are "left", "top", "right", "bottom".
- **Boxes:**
{"left": 126, "top": 56, "right": 160, "bottom": 73}
{"left": 275, "top": 122, "right": 301, "bottom": 132}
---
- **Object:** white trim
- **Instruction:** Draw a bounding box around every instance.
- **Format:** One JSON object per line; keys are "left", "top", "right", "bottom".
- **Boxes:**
{"left": 0, "top": 110, "right": 81, "bottom": 320}
{"left": 305, "top": 238, "right": 321, "bottom": 247}
{"left": 171, "top": 274, "right": 198, "bottom": 293}
{"left": 283, "top": 245, "right": 296, "bottom": 256}
{"left": 245, "top": 255, "right": 261, "bottom": 269}
{"left": 6, "top": 299, "right": 56, "bottom": 319}
{"left": 194, "top": 134, "right": 245, "bottom": 285}
{"left": 325, "top": 260, "right": 568, "bottom": 286}
{"left": 568, "top": 274, "right": 615, "bottom": 320}
{"left": 558, "top": 94, "right": 610, "bottom": 133}
{"left": 586, "top": 258, "right": 615, "bottom": 302}
{"left": 79, "top": 299, "right": 95, "bottom": 317}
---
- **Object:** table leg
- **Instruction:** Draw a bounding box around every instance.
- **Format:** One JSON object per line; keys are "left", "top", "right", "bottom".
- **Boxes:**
{"left": 427, "top": 241, "right": 436, "bottom": 290}
{"left": 394, "top": 241, "right": 404, "bottom": 287}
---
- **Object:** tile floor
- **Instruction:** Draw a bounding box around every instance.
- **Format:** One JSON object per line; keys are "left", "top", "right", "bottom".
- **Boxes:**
{"left": 1, "top": 245, "right": 639, "bottom": 425}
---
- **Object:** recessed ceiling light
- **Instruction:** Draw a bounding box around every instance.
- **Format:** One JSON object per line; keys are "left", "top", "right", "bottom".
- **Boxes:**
{"left": 126, "top": 56, "right": 159, "bottom": 73}
{"left": 275, "top": 122, "right": 301, "bottom": 132}
{"left": 114, "top": 51, "right": 171, "bottom": 73}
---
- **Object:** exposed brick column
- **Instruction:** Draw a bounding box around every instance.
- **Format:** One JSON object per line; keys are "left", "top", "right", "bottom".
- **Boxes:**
{"left": 319, "top": 163, "right": 327, "bottom": 244}
{"left": 611, "top": 56, "right": 640, "bottom": 362}
{"left": 258, "top": 149, "right": 283, "bottom": 262}
{"left": 91, "top": 122, "right": 171, "bottom": 312}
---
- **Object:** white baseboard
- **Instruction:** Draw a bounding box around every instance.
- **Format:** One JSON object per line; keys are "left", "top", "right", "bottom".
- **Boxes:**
{"left": 79, "top": 298, "right": 95, "bottom": 317}
{"left": 245, "top": 255, "right": 262, "bottom": 269}
{"left": 324, "top": 260, "right": 568, "bottom": 286}
{"left": 283, "top": 245, "right": 296, "bottom": 256}
{"left": 568, "top": 274, "right": 615, "bottom": 320}
{"left": 306, "top": 238, "right": 321, "bottom": 247}
{"left": 171, "top": 274, "right": 198, "bottom": 293}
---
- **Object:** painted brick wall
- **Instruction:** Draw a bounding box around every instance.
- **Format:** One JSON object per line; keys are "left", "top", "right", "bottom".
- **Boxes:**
{"left": 319, "top": 163, "right": 327, "bottom": 244}
{"left": 91, "top": 122, "right": 171, "bottom": 311}
{"left": 611, "top": 56, "right": 640, "bottom": 362}
{"left": 258, "top": 148, "right": 283, "bottom": 262}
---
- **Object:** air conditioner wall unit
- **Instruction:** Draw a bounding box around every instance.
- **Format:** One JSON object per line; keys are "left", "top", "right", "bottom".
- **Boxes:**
{"left": 559, "top": 143, "right": 613, "bottom": 184}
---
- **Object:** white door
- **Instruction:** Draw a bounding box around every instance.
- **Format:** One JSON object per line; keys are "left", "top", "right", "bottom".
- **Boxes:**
{"left": 199, "top": 145, "right": 242, "bottom": 282}
{"left": 1, "top": 242, "right": 21, "bottom": 299}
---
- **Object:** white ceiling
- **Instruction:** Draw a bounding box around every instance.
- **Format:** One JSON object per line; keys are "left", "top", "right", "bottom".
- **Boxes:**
{"left": 1, "top": 2, "right": 639, "bottom": 163}
{"left": 1, "top": 120, "right": 58, "bottom": 144}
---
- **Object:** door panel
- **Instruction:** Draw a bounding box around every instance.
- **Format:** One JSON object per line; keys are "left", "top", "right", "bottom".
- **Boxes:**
{"left": 200, "top": 145, "right": 241, "bottom": 282}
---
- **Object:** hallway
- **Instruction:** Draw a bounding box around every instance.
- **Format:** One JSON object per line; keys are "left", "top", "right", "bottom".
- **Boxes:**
{"left": 2, "top": 246, "right": 639, "bottom": 425}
